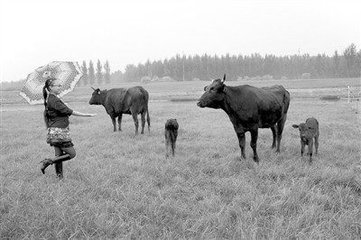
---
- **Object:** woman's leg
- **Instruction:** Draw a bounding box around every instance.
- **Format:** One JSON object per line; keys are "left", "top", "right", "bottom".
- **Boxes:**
{"left": 41, "top": 146, "right": 62, "bottom": 174}
{"left": 41, "top": 146, "right": 76, "bottom": 177}
{"left": 53, "top": 146, "right": 76, "bottom": 179}
{"left": 52, "top": 146, "right": 76, "bottom": 162}
{"left": 54, "top": 147, "right": 63, "bottom": 179}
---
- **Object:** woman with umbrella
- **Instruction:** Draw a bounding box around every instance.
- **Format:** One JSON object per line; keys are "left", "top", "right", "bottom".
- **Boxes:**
{"left": 40, "top": 77, "right": 96, "bottom": 179}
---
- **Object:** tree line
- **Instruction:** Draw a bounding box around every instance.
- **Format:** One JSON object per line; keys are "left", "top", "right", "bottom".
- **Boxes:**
{"left": 119, "top": 43, "right": 360, "bottom": 82}
{"left": 80, "top": 44, "right": 360, "bottom": 85}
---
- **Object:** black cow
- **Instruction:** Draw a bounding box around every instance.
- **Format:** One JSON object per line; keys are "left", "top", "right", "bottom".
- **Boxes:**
{"left": 197, "top": 74, "right": 290, "bottom": 162}
{"left": 292, "top": 117, "right": 319, "bottom": 163}
{"left": 89, "top": 86, "right": 150, "bottom": 134}
{"left": 165, "top": 119, "right": 179, "bottom": 158}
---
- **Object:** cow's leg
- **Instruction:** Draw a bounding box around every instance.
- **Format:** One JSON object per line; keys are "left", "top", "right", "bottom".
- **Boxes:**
{"left": 118, "top": 114, "right": 123, "bottom": 131}
{"left": 132, "top": 112, "right": 139, "bottom": 135}
{"left": 301, "top": 141, "right": 305, "bottom": 156}
{"left": 140, "top": 112, "right": 146, "bottom": 134}
{"left": 276, "top": 115, "right": 287, "bottom": 152}
{"left": 250, "top": 128, "right": 259, "bottom": 163}
{"left": 236, "top": 132, "right": 246, "bottom": 160}
{"left": 165, "top": 130, "right": 170, "bottom": 158}
{"left": 172, "top": 131, "right": 178, "bottom": 157}
{"left": 308, "top": 139, "right": 314, "bottom": 163}
{"left": 111, "top": 116, "right": 117, "bottom": 132}
{"left": 171, "top": 134, "right": 176, "bottom": 157}
{"left": 314, "top": 135, "right": 319, "bottom": 154}
{"left": 146, "top": 110, "right": 151, "bottom": 133}
{"left": 270, "top": 125, "right": 277, "bottom": 149}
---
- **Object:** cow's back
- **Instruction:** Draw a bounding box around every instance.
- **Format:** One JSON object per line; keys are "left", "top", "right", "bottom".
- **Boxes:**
{"left": 227, "top": 85, "right": 289, "bottom": 128}
{"left": 104, "top": 88, "right": 127, "bottom": 114}
{"left": 260, "top": 85, "right": 290, "bottom": 113}
{"left": 123, "top": 86, "right": 149, "bottom": 113}
{"left": 257, "top": 85, "right": 289, "bottom": 127}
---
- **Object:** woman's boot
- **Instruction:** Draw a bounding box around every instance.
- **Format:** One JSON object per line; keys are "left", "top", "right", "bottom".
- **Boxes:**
{"left": 40, "top": 158, "right": 54, "bottom": 174}
{"left": 54, "top": 162, "right": 63, "bottom": 179}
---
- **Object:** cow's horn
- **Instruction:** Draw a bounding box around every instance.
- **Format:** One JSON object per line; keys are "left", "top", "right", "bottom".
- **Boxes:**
{"left": 91, "top": 87, "right": 96, "bottom": 90}
{"left": 222, "top": 74, "right": 226, "bottom": 83}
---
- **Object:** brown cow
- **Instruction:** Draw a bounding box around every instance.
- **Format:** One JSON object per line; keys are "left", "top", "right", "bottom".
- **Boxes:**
{"left": 292, "top": 117, "right": 319, "bottom": 163}
{"left": 197, "top": 74, "right": 290, "bottom": 162}
{"left": 89, "top": 86, "right": 150, "bottom": 134}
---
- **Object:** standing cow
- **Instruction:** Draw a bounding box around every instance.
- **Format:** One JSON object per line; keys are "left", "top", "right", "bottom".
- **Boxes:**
{"left": 165, "top": 119, "right": 179, "bottom": 158}
{"left": 292, "top": 117, "right": 319, "bottom": 163}
{"left": 197, "top": 74, "right": 290, "bottom": 162}
{"left": 89, "top": 86, "right": 150, "bottom": 134}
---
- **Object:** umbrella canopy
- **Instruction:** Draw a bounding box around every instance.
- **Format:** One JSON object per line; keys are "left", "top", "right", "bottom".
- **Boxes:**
{"left": 20, "top": 61, "right": 83, "bottom": 104}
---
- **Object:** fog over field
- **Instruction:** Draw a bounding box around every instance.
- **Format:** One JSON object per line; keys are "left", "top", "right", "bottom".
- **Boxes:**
{"left": 1, "top": 0, "right": 360, "bottom": 82}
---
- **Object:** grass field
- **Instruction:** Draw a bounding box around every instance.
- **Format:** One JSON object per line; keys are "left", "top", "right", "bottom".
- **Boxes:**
{"left": 1, "top": 78, "right": 361, "bottom": 239}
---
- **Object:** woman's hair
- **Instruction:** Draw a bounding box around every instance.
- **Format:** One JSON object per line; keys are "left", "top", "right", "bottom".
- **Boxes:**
{"left": 43, "top": 78, "right": 57, "bottom": 128}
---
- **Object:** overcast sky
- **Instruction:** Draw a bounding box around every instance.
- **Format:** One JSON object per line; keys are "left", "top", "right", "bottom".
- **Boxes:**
{"left": 1, "top": 0, "right": 360, "bottom": 82}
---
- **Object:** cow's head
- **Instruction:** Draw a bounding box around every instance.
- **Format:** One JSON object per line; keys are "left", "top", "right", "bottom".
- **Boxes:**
{"left": 292, "top": 123, "right": 313, "bottom": 142}
{"left": 89, "top": 87, "right": 105, "bottom": 105}
{"left": 197, "top": 74, "right": 226, "bottom": 109}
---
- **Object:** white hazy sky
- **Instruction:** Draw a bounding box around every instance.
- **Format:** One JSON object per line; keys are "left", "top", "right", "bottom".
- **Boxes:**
{"left": 1, "top": 0, "right": 360, "bottom": 82}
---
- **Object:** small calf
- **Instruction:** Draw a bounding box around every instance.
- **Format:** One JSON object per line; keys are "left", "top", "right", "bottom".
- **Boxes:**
{"left": 165, "top": 119, "right": 179, "bottom": 158}
{"left": 292, "top": 117, "right": 319, "bottom": 163}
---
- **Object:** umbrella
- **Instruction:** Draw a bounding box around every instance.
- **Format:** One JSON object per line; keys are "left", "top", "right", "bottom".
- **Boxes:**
{"left": 20, "top": 61, "right": 83, "bottom": 105}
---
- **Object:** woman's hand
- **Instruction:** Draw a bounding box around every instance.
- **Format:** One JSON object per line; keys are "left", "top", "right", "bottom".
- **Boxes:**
{"left": 72, "top": 111, "right": 97, "bottom": 117}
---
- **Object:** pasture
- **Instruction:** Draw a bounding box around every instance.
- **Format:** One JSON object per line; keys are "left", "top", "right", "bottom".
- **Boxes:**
{"left": 1, "top": 78, "right": 361, "bottom": 239}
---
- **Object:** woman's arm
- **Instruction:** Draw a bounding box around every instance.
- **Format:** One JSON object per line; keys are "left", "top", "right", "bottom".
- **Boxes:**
{"left": 72, "top": 111, "right": 96, "bottom": 117}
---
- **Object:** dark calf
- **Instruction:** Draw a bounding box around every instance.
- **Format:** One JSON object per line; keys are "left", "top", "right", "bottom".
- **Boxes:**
{"left": 292, "top": 117, "right": 319, "bottom": 163}
{"left": 165, "top": 119, "right": 179, "bottom": 158}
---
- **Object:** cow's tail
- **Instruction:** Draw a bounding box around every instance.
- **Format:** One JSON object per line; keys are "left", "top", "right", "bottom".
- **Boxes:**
{"left": 283, "top": 89, "right": 291, "bottom": 114}
{"left": 146, "top": 107, "right": 150, "bottom": 133}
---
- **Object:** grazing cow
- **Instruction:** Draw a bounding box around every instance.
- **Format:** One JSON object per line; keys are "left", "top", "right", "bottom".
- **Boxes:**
{"left": 292, "top": 117, "right": 319, "bottom": 163}
{"left": 89, "top": 86, "right": 150, "bottom": 134}
{"left": 165, "top": 119, "right": 179, "bottom": 158}
{"left": 197, "top": 74, "right": 290, "bottom": 162}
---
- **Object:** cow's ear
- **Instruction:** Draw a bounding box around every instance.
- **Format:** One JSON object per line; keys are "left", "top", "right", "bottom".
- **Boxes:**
{"left": 222, "top": 74, "right": 226, "bottom": 83}
{"left": 292, "top": 124, "right": 299, "bottom": 129}
{"left": 219, "top": 84, "right": 225, "bottom": 92}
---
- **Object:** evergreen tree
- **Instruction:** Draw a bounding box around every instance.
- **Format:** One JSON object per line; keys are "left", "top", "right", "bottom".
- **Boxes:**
{"left": 343, "top": 43, "right": 357, "bottom": 77}
{"left": 96, "top": 60, "right": 103, "bottom": 85}
{"left": 81, "top": 60, "right": 88, "bottom": 85}
{"left": 357, "top": 50, "right": 361, "bottom": 74}
{"left": 88, "top": 60, "right": 95, "bottom": 85}
{"left": 104, "top": 60, "right": 111, "bottom": 84}
{"left": 332, "top": 51, "right": 340, "bottom": 78}
{"left": 111, "top": 70, "right": 123, "bottom": 83}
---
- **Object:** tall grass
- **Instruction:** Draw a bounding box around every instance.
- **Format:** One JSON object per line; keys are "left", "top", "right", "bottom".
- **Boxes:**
{"left": 1, "top": 80, "right": 361, "bottom": 239}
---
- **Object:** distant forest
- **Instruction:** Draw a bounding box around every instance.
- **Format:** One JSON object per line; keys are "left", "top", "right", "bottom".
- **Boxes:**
{"left": 4, "top": 44, "right": 359, "bottom": 90}
{"left": 101, "top": 44, "right": 361, "bottom": 82}
{"left": 104, "top": 43, "right": 360, "bottom": 84}
{"left": 76, "top": 43, "right": 360, "bottom": 86}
